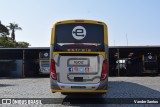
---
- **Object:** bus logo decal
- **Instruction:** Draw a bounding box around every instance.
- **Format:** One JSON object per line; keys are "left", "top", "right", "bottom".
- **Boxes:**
{"left": 78, "top": 67, "right": 84, "bottom": 73}
{"left": 72, "top": 26, "right": 86, "bottom": 40}
{"left": 85, "top": 67, "right": 89, "bottom": 73}
{"left": 73, "top": 67, "right": 78, "bottom": 72}
{"left": 68, "top": 67, "right": 73, "bottom": 72}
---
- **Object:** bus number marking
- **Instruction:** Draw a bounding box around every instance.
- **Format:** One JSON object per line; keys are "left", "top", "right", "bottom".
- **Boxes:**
{"left": 74, "top": 61, "right": 84, "bottom": 65}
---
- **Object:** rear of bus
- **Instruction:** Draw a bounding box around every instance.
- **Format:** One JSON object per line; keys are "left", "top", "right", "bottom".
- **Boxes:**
{"left": 50, "top": 20, "right": 108, "bottom": 94}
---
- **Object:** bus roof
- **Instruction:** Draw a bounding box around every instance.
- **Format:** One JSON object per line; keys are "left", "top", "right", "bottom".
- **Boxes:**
{"left": 52, "top": 19, "right": 107, "bottom": 28}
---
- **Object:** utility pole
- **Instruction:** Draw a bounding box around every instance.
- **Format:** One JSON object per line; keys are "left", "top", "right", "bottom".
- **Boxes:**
{"left": 126, "top": 33, "right": 128, "bottom": 46}
{"left": 117, "top": 49, "right": 120, "bottom": 77}
{"left": 22, "top": 50, "right": 25, "bottom": 78}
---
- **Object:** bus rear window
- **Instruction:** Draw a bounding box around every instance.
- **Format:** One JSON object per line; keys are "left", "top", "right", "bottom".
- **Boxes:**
{"left": 54, "top": 23, "right": 104, "bottom": 52}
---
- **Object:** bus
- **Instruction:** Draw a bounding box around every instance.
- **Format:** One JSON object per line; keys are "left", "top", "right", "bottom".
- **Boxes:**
{"left": 50, "top": 20, "right": 109, "bottom": 94}
{"left": 142, "top": 53, "right": 159, "bottom": 74}
{"left": 39, "top": 52, "right": 50, "bottom": 74}
{"left": 126, "top": 53, "right": 159, "bottom": 76}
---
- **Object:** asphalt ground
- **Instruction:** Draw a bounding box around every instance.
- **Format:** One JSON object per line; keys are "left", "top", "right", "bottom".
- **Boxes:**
{"left": 0, "top": 77, "right": 160, "bottom": 107}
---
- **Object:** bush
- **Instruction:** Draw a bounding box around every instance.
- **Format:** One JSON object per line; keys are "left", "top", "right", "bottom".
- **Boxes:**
{"left": 0, "top": 37, "right": 30, "bottom": 48}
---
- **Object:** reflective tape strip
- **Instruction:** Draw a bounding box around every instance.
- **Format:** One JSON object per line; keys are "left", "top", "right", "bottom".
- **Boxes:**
{"left": 50, "top": 89, "right": 108, "bottom": 93}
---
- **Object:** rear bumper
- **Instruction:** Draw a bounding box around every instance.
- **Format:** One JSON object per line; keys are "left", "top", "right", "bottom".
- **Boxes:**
{"left": 50, "top": 77, "right": 108, "bottom": 93}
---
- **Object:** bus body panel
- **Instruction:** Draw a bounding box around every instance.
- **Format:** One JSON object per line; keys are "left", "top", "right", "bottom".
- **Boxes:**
{"left": 54, "top": 54, "right": 104, "bottom": 84}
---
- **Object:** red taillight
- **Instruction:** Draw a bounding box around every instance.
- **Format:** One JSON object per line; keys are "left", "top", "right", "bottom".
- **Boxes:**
{"left": 50, "top": 59, "right": 57, "bottom": 80}
{"left": 101, "top": 59, "right": 108, "bottom": 80}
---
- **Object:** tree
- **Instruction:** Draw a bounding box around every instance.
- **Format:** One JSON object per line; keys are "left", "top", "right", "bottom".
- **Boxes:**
{"left": 0, "top": 21, "right": 30, "bottom": 48}
{"left": 0, "top": 37, "right": 16, "bottom": 47}
{"left": 7, "top": 23, "right": 22, "bottom": 41}
{"left": 16, "top": 41, "right": 30, "bottom": 48}
{"left": 0, "top": 21, "right": 9, "bottom": 37}
{"left": 0, "top": 37, "right": 30, "bottom": 48}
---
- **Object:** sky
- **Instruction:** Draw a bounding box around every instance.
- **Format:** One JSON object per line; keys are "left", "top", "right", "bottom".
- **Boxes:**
{"left": 0, "top": 0, "right": 160, "bottom": 47}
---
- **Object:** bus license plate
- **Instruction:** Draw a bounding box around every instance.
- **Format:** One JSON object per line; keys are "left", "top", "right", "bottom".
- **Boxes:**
{"left": 68, "top": 59, "right": 89, "bottom": 66}
{"left": 74, "top": 77, "right": 83, "bottom": 82}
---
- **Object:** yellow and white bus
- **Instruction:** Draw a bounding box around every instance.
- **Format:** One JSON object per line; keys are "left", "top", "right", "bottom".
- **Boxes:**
{"left": 50, "top": 20, "right": 109, "bottom": 94}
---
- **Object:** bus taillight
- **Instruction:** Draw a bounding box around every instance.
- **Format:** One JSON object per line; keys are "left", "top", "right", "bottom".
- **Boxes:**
{"left": 50, "top": 59, "right": 57, "bottom": 80}
{"left": 101, "top": 59, "right": 108, "bottom": 80}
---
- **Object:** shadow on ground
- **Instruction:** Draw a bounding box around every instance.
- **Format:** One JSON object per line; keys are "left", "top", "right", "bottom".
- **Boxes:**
{"left": 61, "top": 81, "right": 160, "bottom": 106}
{"left": 0, "top": 84, "right": 16, "bottom": 87}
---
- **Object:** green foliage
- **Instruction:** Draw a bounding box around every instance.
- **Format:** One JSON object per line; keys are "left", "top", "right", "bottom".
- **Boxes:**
{"left": 0, "top": 22, "right": 9, "bottom": 36}
{"left": 7, "top": 23, "right": 22, "bottom": 41}
{"left": 16, "top": 41, "right": 30, "bottom": 48}
{"left": 0, "top": 37, "right": 15, "bottom": 47}
{"left": 0, "top": 37, "right": 30, "bottom": 48}
{"left": 0, "top": 21, "right": 30, "bottom": 48}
